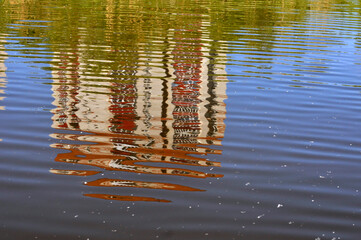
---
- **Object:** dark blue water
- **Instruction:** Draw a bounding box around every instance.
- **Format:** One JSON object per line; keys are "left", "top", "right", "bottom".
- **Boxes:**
{"left": 1, "top": 0, "right": 361, "bottom": 239}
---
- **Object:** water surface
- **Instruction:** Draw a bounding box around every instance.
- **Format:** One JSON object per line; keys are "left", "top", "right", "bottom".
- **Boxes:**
{"left": 1, "top": 0, "right": 361, "bottom": 239}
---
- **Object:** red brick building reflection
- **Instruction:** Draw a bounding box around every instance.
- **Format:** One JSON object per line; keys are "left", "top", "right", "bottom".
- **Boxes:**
{"left": 50, "top": 19, "right": 227, "bottom": 202}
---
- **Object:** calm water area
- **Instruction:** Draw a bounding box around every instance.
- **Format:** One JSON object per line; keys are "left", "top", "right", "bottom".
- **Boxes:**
{"left": 1, "top": 0, "right": 361, "bottom": 239}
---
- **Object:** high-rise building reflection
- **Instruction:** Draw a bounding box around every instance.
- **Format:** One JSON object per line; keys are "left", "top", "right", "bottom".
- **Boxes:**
{"left": 50, "top": 18, "right": 227, "bottom": 202}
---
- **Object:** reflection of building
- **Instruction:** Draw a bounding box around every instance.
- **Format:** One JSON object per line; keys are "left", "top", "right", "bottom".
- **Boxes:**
{"left": 50, "top": 20, "right": 227, "bottom": 202}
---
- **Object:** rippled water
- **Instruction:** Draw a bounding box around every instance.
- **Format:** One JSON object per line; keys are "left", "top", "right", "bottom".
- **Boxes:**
{"left": 1, "top": 0, "right": 361, "bottom": 239}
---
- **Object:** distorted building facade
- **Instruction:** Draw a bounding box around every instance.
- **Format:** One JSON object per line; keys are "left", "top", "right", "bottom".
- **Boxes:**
{"left": 50, "top": 19, "right": 228, "bottom": 201}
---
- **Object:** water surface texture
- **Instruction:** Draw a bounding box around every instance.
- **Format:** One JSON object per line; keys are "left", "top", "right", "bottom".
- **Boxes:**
{"left": 1, "top": 0, "right": 361, "bottom": 239}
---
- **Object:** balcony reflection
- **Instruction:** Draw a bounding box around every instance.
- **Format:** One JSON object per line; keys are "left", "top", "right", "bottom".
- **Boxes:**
{"left": 50, "top": 18, "right": 227, "bottom": 202}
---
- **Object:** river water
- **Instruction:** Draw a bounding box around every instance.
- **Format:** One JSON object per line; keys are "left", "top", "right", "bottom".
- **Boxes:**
{"left": 1, "top": 0, "right": 361, "bottom": 239}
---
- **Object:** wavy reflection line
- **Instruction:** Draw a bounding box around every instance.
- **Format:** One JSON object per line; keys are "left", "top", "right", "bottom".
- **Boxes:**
{"left": 50, "top": 132, "right": 222, "bottom": 156}
{"left": 50, "top": 169, "right": 101, "bottom": 176}
{"left": 84, "top": 194, "right": 171, "bottom": 203}
{"left": 55, "top": 157, "right": 221, "bottom": 178}
{"left": 85, "top": 178, "right": 204, "bottom": 192}
{"left": 51, "top": 139, "right": 222, "bottom": 178}
{"left": 50, "top": 141, "right": 221, "bottom": 167}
